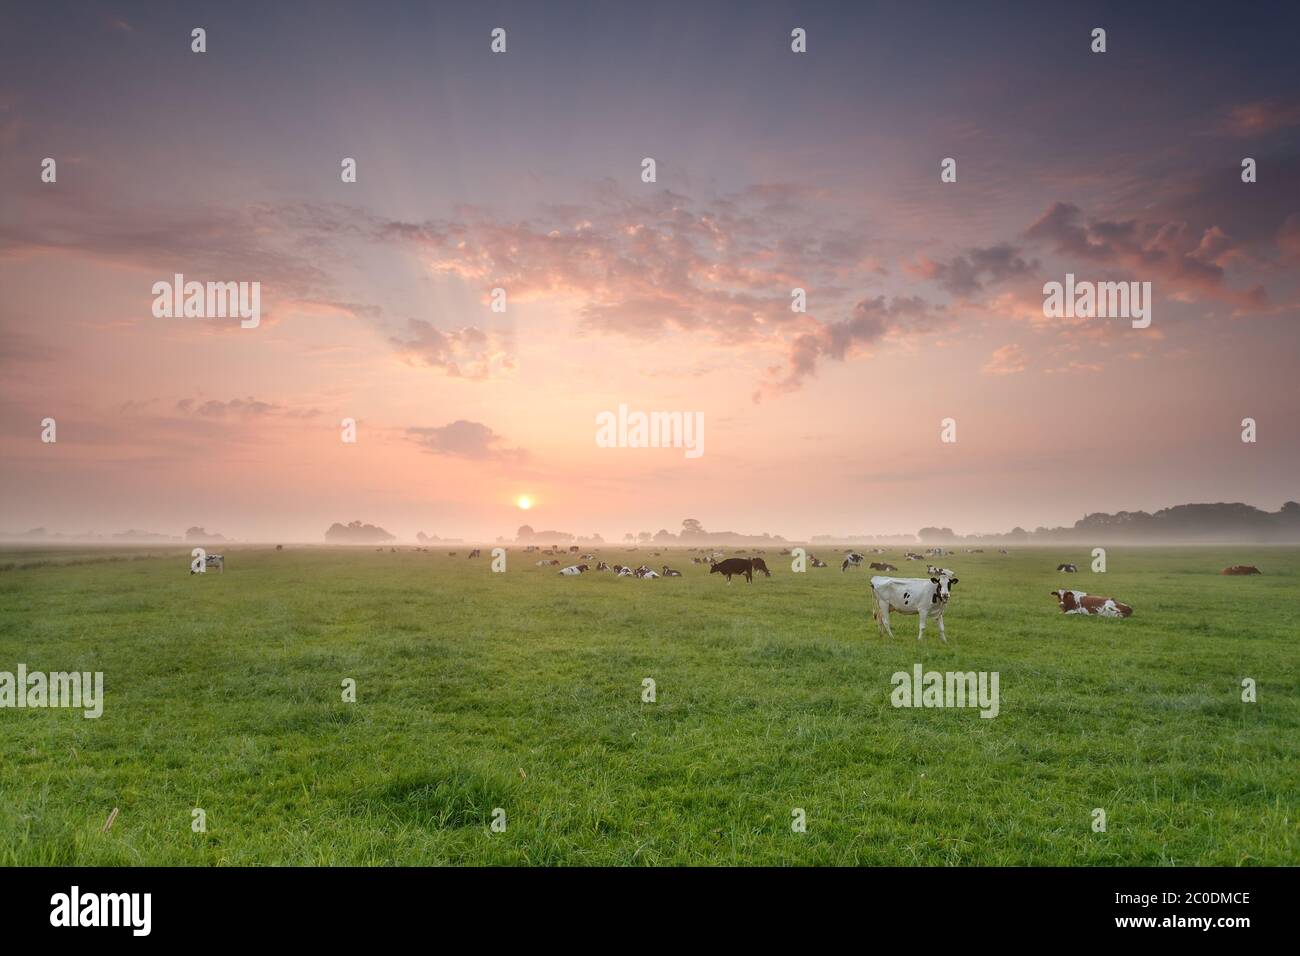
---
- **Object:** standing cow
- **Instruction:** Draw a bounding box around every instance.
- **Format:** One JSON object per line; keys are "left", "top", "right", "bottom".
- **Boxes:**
{"left": 870, "top": 574, "right": 958, "bottom": 643}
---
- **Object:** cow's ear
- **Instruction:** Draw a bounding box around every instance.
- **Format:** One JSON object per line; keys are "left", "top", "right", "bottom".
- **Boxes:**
{"left": 930, "top": 577, "right": 939, "bottom": 584}
{"left": 949, "top": 578, "right": 958, "bottom": 587}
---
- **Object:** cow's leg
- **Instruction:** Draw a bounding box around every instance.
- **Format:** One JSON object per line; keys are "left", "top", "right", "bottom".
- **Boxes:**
{"left": 937, "top": 612, "right": 947, "bottom": 645}
{"left": 917, "top": 613, "right": 926, "bottom": 642}
{"left": 879, "top": 601, "right": 895, "bottom": 639}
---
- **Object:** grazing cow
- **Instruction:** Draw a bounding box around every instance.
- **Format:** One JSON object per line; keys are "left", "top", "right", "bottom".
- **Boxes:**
{"left": 869, "top": 561, "right": 898, "bottom": 572}
{"left": 841, "top": 552, "right": 865, "bottom": 572}
{"left": 1050, "top": 589, "right": 1132, "bottom": 618}
{"left": 468, "top": 549, "right": 481, "bottom": 559}
{"left": 1221, "top": 565, "right": 1262, "bottom": 575}
{"left": 751, "top": 558, "right": 772, "bottom": 577}
{"left": 661, "top": 566, "right": 682, "bottom": 577}
{"left": 1056, "top": 563, "right": 1078, "bottom": 573}
{"left": 710, "top": 557, "right": 756, "bottom": 583}
{"left": 275, "top": 544, "right": 283, "bottom": 551}
{"left": 558, "top": 564, "right": 589, "bottom": 575}
{"left": 191, "top": 554, "right": 224, "bottom": 574}
{"left": 870, "top": 575, "right": 957, "bottom": 642}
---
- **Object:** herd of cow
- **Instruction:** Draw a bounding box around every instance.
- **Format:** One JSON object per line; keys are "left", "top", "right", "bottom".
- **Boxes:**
{"left": 191, "top": 546, "right": 1267, "bottom": 643}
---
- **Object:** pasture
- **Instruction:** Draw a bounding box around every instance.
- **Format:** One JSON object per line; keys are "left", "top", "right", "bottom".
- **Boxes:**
{"left": 0, "top": 545, "right": 1296, "bottom": 865}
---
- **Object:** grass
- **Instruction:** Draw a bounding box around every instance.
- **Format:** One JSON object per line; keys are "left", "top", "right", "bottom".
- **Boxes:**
{"left": 0, "top": 544, "right": 1296, "bottom": 865}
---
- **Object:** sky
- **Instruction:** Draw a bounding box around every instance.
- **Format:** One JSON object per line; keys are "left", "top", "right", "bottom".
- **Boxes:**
{"left": 1, "top": 0, "right": 1298, "bottom": 542}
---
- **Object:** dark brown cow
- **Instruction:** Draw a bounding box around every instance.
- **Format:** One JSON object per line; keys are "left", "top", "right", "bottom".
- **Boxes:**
{"left": 1221, "top": 565, "right": 1262, "bottom": 575}
{"left": 710, "top": 557, "right": 769, "bottom": 583}
{"left": 869, "top": 562, "right": 897, "bottom": 571}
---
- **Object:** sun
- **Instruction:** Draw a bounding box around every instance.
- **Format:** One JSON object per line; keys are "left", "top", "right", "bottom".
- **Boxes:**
{"left": 515, "top": 494, "right": 533, "bottom": 510}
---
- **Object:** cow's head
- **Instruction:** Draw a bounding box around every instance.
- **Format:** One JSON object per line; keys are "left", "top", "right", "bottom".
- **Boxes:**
{"left": 929, "top": 577, "right": 954, "bottom": 603}
{"left": 1050, "top": 589, "right": 1081, "bottom": 611}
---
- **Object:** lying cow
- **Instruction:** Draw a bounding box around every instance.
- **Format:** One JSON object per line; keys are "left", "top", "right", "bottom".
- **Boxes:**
{"left": 869, "top": 561, "right": 897, "bottom": 571}
{"left": 1056, "top": 563, "right": 1078, "bottom": 573}
{"left": 191, "top": 553, "right": 224, "bottom": 574}
{"left": 925, "top": 565, "right": 954, "bottom": 577}
{"left": 841, "top": 552, "right": 864, "bottom": 572}
{"left": 1050, "top": 589, "right": 1132, "bottom": 617}
{"left": 661, "top": 566, "right": 682, "bottom": 577}
{"left": 1221, "top": 565, "right": 1262, "bottom": 575}
{"left": 809, "top": 556, "right": 828, "bottom": 568}
{"left": 870, "top": 574, "right": 958, "bottom": 643}
{"left": 557, "top": 564, "right": 589, "bottom": 575}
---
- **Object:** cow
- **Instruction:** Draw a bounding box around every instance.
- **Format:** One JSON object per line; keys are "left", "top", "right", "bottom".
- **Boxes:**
{"left": 710, "top": 557, "right": 757, "bottom": 583}
{"left": 535, "top": 559, "right": 560, "bottom": 567}
{"left": 809, "top": 556, "right": 828, "bottom": 568}
{"left": 1221, "top": 565, "right": 1262, "bottom": 575}
{"left": 275, "top": 544, "right": 283, "bottom": 551}
{"left": 468, "top": 549, "right": 481, "bottom": 559}
{"left": 661, "top": 566, "right": 682, "bottom": 577}
{"left": 558, "top": 564, "right": 589, "bottom": 576}
{"left": 616, "top": 566, "right": 635, "bottom": 576}
{"left": 926, "top": 565, "right": 954, "bottom": 577}
{"left": 869, "top": 562, "right": 898, "bottom": 571}
{"left": 637, "top": 568, "right": 660, "bottom": 579}
{"left": 1050, "top": 589, "right": 1132, "bottom": 618}
{"left": 1056, "top": 563, "right": 1078, "bottom": 573}
{"left": 596, "top": 561, "right": 610, "bottom": 571}
{"left": 841, "top": 552, "right": 865, "bottom": 572}
{"left": 191, "top": 553, "right": 225, "bottom": 574}
{"left": 870, "top": 574, "right": 957, "bottom": 643}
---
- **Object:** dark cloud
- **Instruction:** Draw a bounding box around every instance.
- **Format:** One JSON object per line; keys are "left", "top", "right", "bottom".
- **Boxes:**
{"left": 406, "top": 421, "right": 528, "bottom": 461}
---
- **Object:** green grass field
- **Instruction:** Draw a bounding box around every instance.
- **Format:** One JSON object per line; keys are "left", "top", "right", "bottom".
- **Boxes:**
{"left": 1, "top": 545, "right": 1296, "bottom": 866}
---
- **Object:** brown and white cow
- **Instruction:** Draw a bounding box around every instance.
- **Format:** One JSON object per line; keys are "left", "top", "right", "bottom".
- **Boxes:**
{"left": 1221, "top": 565, "right": 1262, "bottom": 575}
{"left": 1050, "top": 589, "right": 1133, "bottom": 618}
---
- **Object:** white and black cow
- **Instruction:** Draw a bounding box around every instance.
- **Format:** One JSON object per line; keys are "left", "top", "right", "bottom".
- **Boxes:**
{"left": 191, "top": 553, "right": 224, "bottom": 574}
{"left": 1056, "top": 563, "right": 1078, "bottom": 573}
{"left": 841, "top": 552, "right": 865, "bottom": 572}
{"left": 870, "top": 573, "right": 958, "bottom": 643}
{"left": 925, "top": 565, "right": 954, "bottom": 577}
{"left": 661, "top": 566, "right": 682, "bottom": 577}
{"left": 558, "top": 564, "right": 589, "bottom": 576}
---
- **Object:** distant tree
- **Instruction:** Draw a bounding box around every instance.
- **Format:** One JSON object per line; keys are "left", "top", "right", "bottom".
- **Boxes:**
{"left": 681, "top": 518, "right": 706, "bottom": 538}
{"left": 637, "top": 531, "right": 652, "bottom": 543}
{"left": 517, "top": 525, "right": 535, "bottom": 541}
{"left": 624, "top": 533, "right": 634, "bottom": 542}
{"left": 654, "top": 528, "right": 675, "bottom": 541}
